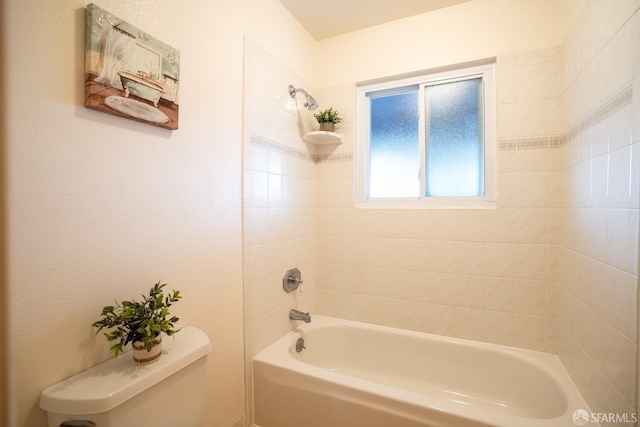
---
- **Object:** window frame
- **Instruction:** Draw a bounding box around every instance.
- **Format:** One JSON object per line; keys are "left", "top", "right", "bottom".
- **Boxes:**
{"left": 355, "top": 62, "right": 497, "bottom": 209}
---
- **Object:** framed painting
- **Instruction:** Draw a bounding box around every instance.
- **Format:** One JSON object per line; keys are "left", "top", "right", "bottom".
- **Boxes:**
{"left": 85, "top": 4, "right": 180, "bottom": 130}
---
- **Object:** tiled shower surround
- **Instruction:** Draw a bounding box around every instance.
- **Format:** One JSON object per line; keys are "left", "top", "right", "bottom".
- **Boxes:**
{"left": 243, "top": 1, "right": 639, "bottom": 422}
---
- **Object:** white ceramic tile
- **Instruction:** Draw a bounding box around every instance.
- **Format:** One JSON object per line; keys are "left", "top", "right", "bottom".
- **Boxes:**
{"left": 498, "top": 149, "right": 517, "bottom": 173}
{"left": 426, "top": 240, "right": 459, "bottom": 274}
{"left": 514, "top": 244, "right": 547, "bottom": 281}
{"left": 268, "top": 150, "right": 283, "bottom": 175}
{"left": 595, "top": 316, "right": 636, "bottom": 406}
{"left": 482, "top": 277, "right": 514, "bottom": 312}
{"left": 630, "top": 142, "right": 640, "bottom": 208}
{"left": 547, "top": 171, "right": 563, "bottom": 209}
{"left": 484, "top": 242, "right": 516, "bottom": 278}
{"left": 458, "top": 275, "right": 486, "bottom": 309}
{"left": 250, "top": 144, "right": 269, "bottom": 172}
{"left": 497, "top": 65, "right": 517, "bottom": 104}
{"left": 609, "top": 103, "right": 633, "bottom": 151}
{"left": 516, "top": 147, "right": 548, "bottom": 172}
{"left": 479, "top": 310, "right": 514, "bottom": 346}
{"left": 497, "top": 103, "right": 517, "bottom": 139}
{"left": 590, "top": 153, "right": 609, "bottom": 208}
{"left": 484, "top": 208, "right": 517, "bottom": 243}
{"left": 601, "top": 267, "right": 637, "bottom": 341}
{"left": 454, "top": 242, "right": 485, "bottom": 276}
{"left": 607, "top": 146, "right": 631, "bottom": 208}
{"left": 510, "top": 314, "right": 547, "bottom": 351}
{"left": 591, "top": 119, "right": 610, "bottom": 159}
{"left": 512, "top": 208, "right": 549, "bottom": 244}
{"left": 513, "top": 279, "right": 547, "bottom": 316}
{"left": 633, "top": 11, "right": 640, "bottom": 79}
{"left": 516, "top": 172, "right": 548, "bottom": 208}
{"left": 497, "top": 173, "right": 518, "bottom": 208}
{"left": 454, "top": 306, "right": 485, "bottom": 341}
{"left": 427, "top": 304, "right": 458, "bottom": 337}
{"left": 607, "top": 13, "right": 635, "bottom": 94}
{"left": 516, "top": 62, "right": 549, "bottom": 102}
{"left": 515, "top": 100, "right": 548, "bottom": 138}
{"left": 268, "top": 173, "right": 284, "bottom": 207}
{"left": 548, "top": 97, "right": 564, "bottom": 136}
{"left": 606, "top": 209, "right": 639, "bottom": 275}
{"left": 403, "top": 300, "right": 432, "bottom": 333}
{"left": 245, "top": 169, "right": 269, "bottom": 209}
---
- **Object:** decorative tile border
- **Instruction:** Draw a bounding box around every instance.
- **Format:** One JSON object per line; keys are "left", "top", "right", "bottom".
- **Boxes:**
{"left": 499, "top": 137, "right": 551, "bottom": 151}
{"left": 317, "top": 152, "right": 353, "bottom": 163}
{"left": 565, "top": 83, "right": 631, "bottom": 146}
{"left": 498, "top": 83, "right": 633, "bottom": 152}
{"left": 250, "top": 83, "right": 632, "bottom": 162}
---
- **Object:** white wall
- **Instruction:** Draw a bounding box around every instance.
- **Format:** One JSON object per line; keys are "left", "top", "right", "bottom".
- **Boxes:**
{"left": 316, "top": 0, "right": 563, "bottom": 86}
{"left": 5, "top": 1, "right": 315, "bottom": 426}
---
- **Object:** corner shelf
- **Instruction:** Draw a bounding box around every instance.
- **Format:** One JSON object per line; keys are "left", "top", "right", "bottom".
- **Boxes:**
{"left": 303, "top": 131, "right": 343, "bottom": 146}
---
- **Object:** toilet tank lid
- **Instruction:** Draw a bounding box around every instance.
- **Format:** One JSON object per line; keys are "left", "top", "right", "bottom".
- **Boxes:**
{"left": 39, "top": 326, "right": 211, "bottom": 415}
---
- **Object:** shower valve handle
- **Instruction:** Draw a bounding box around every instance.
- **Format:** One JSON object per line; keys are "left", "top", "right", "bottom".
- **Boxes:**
{"left": 283, "top": 268, "right": 303, "bottom": 292}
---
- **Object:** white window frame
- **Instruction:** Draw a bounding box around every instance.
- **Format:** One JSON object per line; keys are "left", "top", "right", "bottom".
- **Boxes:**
{"left": 355, "top": 62, "right": 497, "bottom": 209}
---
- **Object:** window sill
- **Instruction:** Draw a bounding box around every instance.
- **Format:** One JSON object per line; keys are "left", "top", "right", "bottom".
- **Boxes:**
{"left": 356, "top": 197, "right": 496, "bottom": 209}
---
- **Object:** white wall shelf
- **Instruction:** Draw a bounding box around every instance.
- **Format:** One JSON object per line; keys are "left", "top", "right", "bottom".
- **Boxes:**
{"left": 303, "top": 131, "right": 343, "bottom": 146}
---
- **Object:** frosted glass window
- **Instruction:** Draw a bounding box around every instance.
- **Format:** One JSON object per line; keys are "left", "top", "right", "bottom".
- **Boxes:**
{"left": 369, "top": 90, "right": 419, "bottom": 198}
{"left": 356, "top": 62, "right": 496, "bottom": 208}
{"left": 425, "top": 78, "right": 483, "bottom": 197}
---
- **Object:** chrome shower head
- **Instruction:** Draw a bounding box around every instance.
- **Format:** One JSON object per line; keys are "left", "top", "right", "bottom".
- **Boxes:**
{"left": 288, "top": 84, "right": 319, "bottom": 111}
{"left": 305, "top": 95, "right": 319, "bottom": 111}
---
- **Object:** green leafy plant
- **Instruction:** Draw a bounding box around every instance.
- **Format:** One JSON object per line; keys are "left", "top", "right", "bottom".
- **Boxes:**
{"left": 313, "top": 107, "right": 342, "bottom": 124}
{"left": 92, "top": 281, "right": 181, "bottom": 357}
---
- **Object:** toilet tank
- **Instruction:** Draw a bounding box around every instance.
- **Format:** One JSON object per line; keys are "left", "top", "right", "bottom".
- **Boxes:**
{"left": 40, "top": 326, "right": 211, "bottom": 427}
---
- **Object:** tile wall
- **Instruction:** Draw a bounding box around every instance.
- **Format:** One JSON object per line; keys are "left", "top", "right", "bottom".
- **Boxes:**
{"left": 317, "top": 48, "right": 562, "bottom": 353}
{"left": 555, "top": 1, "right": 640, "bottom": 420}
{"left": 242, "top": 40, "right": 320, "bottom": 422}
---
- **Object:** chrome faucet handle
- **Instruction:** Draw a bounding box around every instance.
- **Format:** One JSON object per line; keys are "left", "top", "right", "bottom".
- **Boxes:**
{"left": 283, "top": 268, "right": 303, "bottom": 292}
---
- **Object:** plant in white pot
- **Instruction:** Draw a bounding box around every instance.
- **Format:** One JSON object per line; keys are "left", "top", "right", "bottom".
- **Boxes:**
{"left": 313, "top": 107, "right": 342, "bottom": 132}
{"left": 92, "top": 281, "right": 181, "bottom": 365}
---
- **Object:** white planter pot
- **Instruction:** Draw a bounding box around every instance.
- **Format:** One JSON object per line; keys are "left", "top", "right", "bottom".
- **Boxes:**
{"left": 132, "top": 336, "right": 162, "bottom": 365}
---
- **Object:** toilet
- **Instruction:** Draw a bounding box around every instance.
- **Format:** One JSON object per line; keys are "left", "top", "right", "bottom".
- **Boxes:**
{"left": 40, "top": 326, "right": 211, "bottom": 427}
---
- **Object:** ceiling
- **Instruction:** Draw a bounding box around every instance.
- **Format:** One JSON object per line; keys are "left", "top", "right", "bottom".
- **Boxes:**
{"left": 278, "top": 0, "right": 472, "bottom": 40}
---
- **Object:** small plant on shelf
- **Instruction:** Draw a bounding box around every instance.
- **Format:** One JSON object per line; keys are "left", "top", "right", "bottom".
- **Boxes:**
{"left": 314, "top": 107, "right": 342, "bottom": 132}
{"left": 92, "top": 281, "right": 181, "bottom": 359}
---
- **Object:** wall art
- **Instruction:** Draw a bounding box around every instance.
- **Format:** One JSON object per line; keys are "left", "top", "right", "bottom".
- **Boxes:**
{"left": 85, "top": 3, "right": 180, "bottom": 130}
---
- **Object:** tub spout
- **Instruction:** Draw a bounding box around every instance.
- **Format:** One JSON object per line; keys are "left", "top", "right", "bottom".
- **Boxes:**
{"left": 289, "top": 309, "right": 311, "bottom": 323}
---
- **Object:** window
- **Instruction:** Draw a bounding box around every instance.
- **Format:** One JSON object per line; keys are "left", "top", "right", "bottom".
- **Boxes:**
{"left": 356, "top": 62, "right": 496, "bottom": 208}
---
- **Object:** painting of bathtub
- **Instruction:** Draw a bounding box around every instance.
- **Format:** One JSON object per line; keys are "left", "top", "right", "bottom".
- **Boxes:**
{"left": 84, "top": 3, "right": 180, "bottom": 130}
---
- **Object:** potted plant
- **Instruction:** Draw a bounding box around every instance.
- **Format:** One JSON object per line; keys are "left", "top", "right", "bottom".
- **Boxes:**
{"left": 314, "top": 107, "right": 342, "bottom": 132}
{"left": 92, "top": 281, "right": 181, "bottom": 365}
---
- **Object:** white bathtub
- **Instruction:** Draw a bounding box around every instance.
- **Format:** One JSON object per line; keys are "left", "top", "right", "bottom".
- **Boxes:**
{"left": 253, "top": 316, "right": 594, "bottom": 427}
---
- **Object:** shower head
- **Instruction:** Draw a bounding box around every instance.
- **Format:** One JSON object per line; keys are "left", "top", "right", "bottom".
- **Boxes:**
{"left": 288, "top": 84, "right": 319, "bottom": 111}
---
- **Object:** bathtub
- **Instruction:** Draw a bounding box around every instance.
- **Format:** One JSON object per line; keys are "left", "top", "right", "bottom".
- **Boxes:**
{"left": 253, "top": 316, "right": 594, "bottom": 427}
{"left": 118, "top": 71, "right": 165, "bottom": 107}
